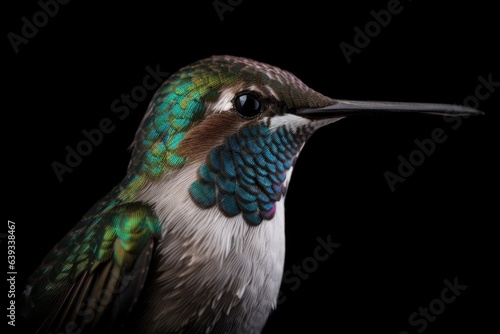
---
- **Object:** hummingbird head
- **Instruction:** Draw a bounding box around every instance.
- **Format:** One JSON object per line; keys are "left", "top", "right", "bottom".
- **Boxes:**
{"left": 127, "top": 55, "right": 480, "bottom": 225}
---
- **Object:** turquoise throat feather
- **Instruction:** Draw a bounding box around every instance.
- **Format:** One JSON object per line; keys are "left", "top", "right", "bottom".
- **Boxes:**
{"left": 190, "top": 123, "right": 314, "bottom": 225}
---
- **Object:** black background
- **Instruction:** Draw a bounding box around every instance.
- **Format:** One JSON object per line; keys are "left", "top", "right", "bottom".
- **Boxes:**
{"left": 5, "top": 0, "right": 498, "bottom": 333}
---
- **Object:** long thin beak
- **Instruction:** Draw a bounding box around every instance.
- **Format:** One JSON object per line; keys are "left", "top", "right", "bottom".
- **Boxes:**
{"left": 296, "top": 99, "right": 483, "bottom": 119}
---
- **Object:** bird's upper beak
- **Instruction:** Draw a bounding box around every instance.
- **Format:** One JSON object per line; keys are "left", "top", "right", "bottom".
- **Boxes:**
{"left": 296, "top": 99, "right": 483, "bottom": 119}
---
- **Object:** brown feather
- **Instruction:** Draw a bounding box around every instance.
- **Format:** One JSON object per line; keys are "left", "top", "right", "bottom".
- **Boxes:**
{"left": 178, "top": 113, "right": 246, "bottom": 162}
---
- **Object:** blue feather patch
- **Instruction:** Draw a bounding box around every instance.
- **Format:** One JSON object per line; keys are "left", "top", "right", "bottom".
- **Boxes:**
{"left": 190, "top": 123, "right": 313, "bottom": 225}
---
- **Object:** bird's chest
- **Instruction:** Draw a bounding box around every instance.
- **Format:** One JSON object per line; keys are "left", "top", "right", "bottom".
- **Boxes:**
{"left": 140, "top": 198, "right": 286, "bottom": 333}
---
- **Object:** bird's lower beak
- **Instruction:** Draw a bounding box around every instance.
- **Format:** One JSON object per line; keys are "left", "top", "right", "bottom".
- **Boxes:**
{"left": 296, "top": 99, "right": 483, "bottom": 119}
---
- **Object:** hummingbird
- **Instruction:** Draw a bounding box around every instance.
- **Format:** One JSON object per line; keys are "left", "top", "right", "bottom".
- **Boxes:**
{"left": 21, "top": 55, "right": 481, "bottom": 334}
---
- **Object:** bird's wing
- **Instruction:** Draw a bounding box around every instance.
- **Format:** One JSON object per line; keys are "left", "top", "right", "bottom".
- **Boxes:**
{"left": 21, "top": 201, "right": 161, "bottom": 333}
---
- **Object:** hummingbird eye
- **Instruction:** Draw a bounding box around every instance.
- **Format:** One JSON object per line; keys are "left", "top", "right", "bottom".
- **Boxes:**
{"left": 234, "top": 93, "right": 261, "bottom": 118}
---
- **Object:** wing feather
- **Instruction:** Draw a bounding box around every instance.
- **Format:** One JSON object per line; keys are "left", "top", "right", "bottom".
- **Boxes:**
{"left": 21, "top": 201, "right": 161, "bottom": 333}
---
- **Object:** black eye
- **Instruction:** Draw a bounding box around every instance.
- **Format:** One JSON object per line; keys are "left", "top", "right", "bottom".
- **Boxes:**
{"left": 235, "top": 93, "right": 261, "bottom": 118}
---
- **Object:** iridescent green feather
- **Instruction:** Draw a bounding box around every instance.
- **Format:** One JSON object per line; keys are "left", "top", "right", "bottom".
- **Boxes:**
{"left": 22, "top": 201, "right": 160, "bottom": 330}
{"left": 123, "top": 66, "right": 230, "bottom": 197}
